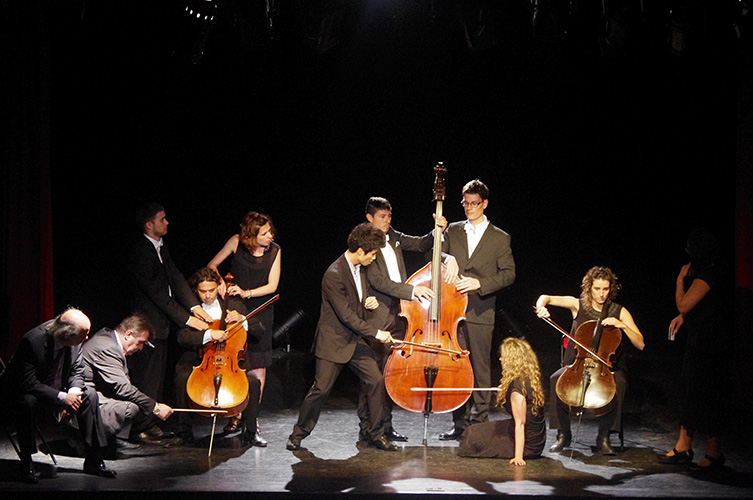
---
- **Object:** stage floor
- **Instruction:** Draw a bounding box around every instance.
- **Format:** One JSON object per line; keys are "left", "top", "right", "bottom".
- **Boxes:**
{"left": 1, "top": 396, "right": 752, "bottom": 500}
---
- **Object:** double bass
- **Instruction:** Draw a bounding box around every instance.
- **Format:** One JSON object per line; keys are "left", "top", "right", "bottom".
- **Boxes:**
{"left": 383, "top": 162, "right": 474, "bottom": 444}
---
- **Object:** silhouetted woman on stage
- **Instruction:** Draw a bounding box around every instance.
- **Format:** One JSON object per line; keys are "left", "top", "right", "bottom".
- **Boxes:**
{"left": 458, "top": 337, "right": 546, "bottom": 465}
{"left": 658, "top": 229, "right": 729, "bottom": 471}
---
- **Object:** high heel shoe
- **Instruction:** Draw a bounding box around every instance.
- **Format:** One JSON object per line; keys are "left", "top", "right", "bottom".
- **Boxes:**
{"left": 223, "top": 415, "right": 242, "bottom": 434}
{"left": 656, "top": 447, "right": 694, "bottom": 464}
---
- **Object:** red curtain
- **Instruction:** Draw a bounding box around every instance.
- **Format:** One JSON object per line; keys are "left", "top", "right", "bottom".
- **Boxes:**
{"left": 1, "top": 1, "right": 54, "bottom": 361}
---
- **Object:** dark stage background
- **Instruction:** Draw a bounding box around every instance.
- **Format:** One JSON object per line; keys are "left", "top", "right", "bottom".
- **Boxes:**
{"left": 2, "top": 1, "right": 750, "bottom": 410}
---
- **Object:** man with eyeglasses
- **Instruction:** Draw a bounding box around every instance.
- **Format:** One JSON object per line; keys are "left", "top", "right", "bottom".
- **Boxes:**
{"left": 438, "top": 179, "right": 516, "bottom": 440}
{"left": 82, "top": 313, "right": 177, "bottom": 449}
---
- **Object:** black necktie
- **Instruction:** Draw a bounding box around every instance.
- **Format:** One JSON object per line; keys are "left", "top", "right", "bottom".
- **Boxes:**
{"left": 46, "top": 347, "right": 66, "bottom": 389}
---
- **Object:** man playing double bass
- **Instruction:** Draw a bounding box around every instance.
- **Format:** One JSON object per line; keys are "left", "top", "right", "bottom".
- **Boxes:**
{"left": 535, "top": 266, "right": 645, "bottom": 455}
{"left": 439, "top": 179, "right": 516, "bottom": 440}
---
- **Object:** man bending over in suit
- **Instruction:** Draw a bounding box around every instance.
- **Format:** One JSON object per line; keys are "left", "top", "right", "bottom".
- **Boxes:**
{"left": 82, "top": 313, "right": 176, "bottom": 447}
{"left": 0, "top": 308, "right": 115, "bottom": 483}
{"left": 287, "top": 222, "right": 398, "bottom": 452}
{"left": 357, "top": 196, "right": 445, "bottom": 442}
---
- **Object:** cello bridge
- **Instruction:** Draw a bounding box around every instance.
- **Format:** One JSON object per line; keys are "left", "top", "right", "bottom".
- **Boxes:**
{"left": 424, "top": 343, "right": 442, "bottom": 355}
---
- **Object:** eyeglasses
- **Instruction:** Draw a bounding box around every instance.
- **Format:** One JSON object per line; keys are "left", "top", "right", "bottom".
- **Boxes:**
{"left": 460, "top": 200, "right": 484, "bottom": 208}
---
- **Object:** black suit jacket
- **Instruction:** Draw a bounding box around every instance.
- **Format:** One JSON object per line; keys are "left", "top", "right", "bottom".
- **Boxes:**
{"left": 313, "top": 254, "right": 380, "bottom": 364}
{"left": 128, "top": 235, "right": 199, "bottom": 340}
{"left": 366, "top": 227, "right": 434, "bottom": 330}
{"left": 0, "top": 320, "right": 85, "bottom": 405}
{"left": 442, "top": 220, "right": 515, "bottom": 325}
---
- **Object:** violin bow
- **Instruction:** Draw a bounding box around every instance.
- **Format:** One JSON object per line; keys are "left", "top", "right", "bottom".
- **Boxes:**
{"left": 535, "top": 308, "right": 613, "bottom": 369}
{"left": 391, "top": 340, "right": 464, "bottom": 356}
{"left": 223, "top": 294, "right": 280, "bottom": 339}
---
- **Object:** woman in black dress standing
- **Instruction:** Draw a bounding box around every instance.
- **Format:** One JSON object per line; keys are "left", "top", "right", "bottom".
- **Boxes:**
{"left": 459, "top": 337, "right": 546, "bottom": 465}
{"left": 209, "top": 212, "right": 281, "bottom": 445}
{"left": 658, "top": 229, "right": 728, "bottom": 471}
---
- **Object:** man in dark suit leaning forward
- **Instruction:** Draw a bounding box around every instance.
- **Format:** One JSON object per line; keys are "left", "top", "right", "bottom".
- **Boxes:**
{"left": 439, "top": 179, "right": 516, "bottom": 440}
{"left": 287, "top": 222, "right": 398, "bottom": 452}
{"left": 358, "top": 196, "right": 444, "bottom": 442}
{"left": 82, "top": 313, "right": 176, "bottom": 446}
{"left": 0, "top": 308, "right": 115, "bottom": 482}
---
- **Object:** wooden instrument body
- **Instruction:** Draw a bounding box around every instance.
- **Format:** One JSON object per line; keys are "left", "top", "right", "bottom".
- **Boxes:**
{"left": 186, "top": 319, "right": 249, "bottom": 418}
{"left": 555, "top": 319, "right": 620, "bottom": 416}
{"left": 384, "top": 262, "right": 473, "bottom": 413}
{"left": 383, "top": 162, "right": 474, "bottom": 415}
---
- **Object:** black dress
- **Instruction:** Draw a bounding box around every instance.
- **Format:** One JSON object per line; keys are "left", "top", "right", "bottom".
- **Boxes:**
{"left": 679, "top": 264, "right": 729, "bottom": 435}
{"left": 230, "top": 241, "right": 280, "bottom": 369}
{"left": 458, "top": 378, "right": 546, "bottom": 458}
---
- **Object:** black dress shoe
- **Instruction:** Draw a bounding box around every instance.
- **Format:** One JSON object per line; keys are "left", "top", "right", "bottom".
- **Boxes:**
{"left": 438, "top": 427, "right": 465, "bottom": 441}
{"left": 385, "top": 428, "right": 408, "bottom": 442}
{"left": 656, "top": 447, "right": 694, "bottom": 464}
{"left": 286, "top": 437, "right": 301, "bottom": 451}
{"left": 370, "top": 435, "right": 398, "bottom": 451}
{"left": 115, "top": 438, "right": 142, "bottom": 450}
{"left": 132, "top": 431, "right": 166, "bottom": 445}
{"left": 83, "top": 459, "right": 117, "bottom": 478}
{"left": 596, "top": 431, "right": 615, "bottom": 455}
{"left": 20, "top": 459, "right": 39, "bottom": 484}
{"left": 144, "top": 425, "right": 174, "bottom": 439}
{"left": 549, "top": 430, "right": 572, "bottom": 453}
{"left": 175, "top": 432, "right": 195, "bottom": 446}
{"left": 243, "top": 429, "right": 268, "bottom": 447}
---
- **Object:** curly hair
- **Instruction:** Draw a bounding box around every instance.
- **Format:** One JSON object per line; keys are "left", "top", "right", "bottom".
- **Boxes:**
{"left": 579, "top": 266, "right": 621, "bottom": 314}
{"left": 496, "top": 337, "right": 545, "bottom": 415}
{"left": 239, "top": 212, "right": 275, "bottom": 253}
{"left": 189, "top": 266, "right": 222, "bottom": 290}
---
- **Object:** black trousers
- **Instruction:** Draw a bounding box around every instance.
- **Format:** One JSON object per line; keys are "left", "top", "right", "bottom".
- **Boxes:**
{"left": 452, "top": 321, "right": 494, "bottom": 429}
{"left": 291, "top": 342, "right": 386, "bottom": 442}
{"left": 11, "top": 386, "right": 108, "bottom": 458}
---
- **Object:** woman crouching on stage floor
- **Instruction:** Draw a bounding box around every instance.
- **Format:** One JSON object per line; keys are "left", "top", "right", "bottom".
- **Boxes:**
{"left": 459, "top": 337, "right": 546, "bottom": 465}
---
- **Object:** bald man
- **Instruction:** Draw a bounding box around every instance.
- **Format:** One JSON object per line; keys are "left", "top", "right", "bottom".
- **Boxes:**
{"left": 0, "top": 309, "right": 116, "bottom": 483}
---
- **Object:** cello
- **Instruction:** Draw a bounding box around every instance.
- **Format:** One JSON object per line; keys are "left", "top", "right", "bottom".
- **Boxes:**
{"left": 185, "top": 292, "right": 278, "bottom": 455}
{"left": 540, "top": 302, "right": 621, "bottom": 417}
{"left": 383, "top": 162, "right": 474, "bottom": 444}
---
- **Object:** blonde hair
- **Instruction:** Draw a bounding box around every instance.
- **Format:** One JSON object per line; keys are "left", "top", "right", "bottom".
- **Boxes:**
{"left": 496, "top": 337, "right": 545, "bottom": 415}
